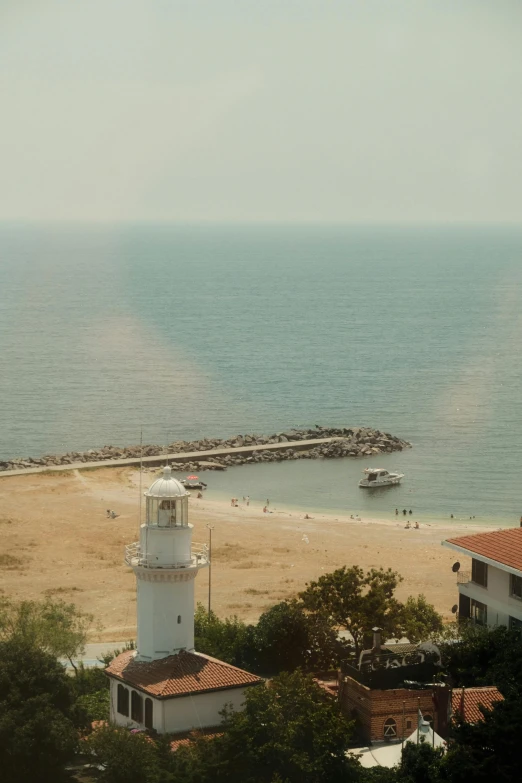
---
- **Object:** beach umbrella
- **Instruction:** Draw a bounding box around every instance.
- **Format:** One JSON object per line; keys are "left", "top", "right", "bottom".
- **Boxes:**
{"left": 186, "top": 474, "right": 199, "bottom": 480}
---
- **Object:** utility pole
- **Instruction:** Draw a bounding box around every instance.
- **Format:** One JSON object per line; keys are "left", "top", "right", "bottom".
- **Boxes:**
{"left": 206, "top": 524, "right": 214, "bottom": 616}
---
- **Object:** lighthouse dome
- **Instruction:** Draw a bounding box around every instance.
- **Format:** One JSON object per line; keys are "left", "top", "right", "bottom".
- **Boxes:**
{"left": 145, "top": 465, "right": 188, "bottom": 498}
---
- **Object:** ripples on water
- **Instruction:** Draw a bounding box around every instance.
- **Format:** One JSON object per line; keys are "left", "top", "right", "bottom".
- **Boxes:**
{"left": 1, "top": 223, "right": 521, "bottom": 522}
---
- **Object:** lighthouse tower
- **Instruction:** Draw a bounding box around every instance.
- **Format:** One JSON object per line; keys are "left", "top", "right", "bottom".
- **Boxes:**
{"left": 106, "top": 465, "right": 261, "bottom": 735}
{"left": 125, "top": 465, "right": 208, "bottom": 661}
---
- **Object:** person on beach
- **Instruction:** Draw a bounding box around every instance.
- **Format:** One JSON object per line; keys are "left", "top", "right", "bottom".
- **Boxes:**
{"left": 110, "top": 510, "right": 117, "bottom": 519}
{"left": 403, "top": 509, "right": 407, "bottom": 516}
{"left": 106, "top": 509, "right": 111, "bottom": 518}
{"left": 266, "top": 499, "right": 270, "bottom": 506}
{"left": 197, "top": 491, "right": 203, "bottom": 499}
{"left": 414, "top": 521, "right": 419, "bottom": 529}
{"left": 246, "top": 496, "right": 250, "bottom": 506}
{"left": 231, "top": 498, "right": 235, "bottom": 507}
{"left": 395, "top": 508, "right": 398, "bottom": 516}
{"left": 405, "top": 520, "right": 411, "bottom": 529}
{"left": 409, "top": 509, "right": 412, "bottom": 515}
{"left": 263, "top": 505, "right": 268, "bottom": 513}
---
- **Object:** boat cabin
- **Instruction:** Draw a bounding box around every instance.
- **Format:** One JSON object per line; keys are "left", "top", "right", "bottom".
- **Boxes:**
{"left": 363, "top": 469, "right": 390, "bottom": 482}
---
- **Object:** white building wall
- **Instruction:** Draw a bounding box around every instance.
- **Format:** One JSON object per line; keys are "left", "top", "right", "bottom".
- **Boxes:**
{"left": 109, "top": 680, "right": 254, "bottom": 735}
{"left": 458, "top": 563, "right": 522, "bottom": 627}
{"left": 136, "top": 576, "right": 195, "bottom": 660}
{"left": 109, "top": 680, "right": 165, "bottom": 733}
{"left": 163, "top": 687, "right": 251, "bottom": 734}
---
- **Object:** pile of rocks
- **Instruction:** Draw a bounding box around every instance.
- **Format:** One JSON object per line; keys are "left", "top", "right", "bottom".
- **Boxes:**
{"left": 0, "top": 426, "right": 411, "bottom": 473}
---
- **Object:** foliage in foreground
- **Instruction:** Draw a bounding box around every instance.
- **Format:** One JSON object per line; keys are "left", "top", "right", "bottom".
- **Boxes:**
{"left": 0, "top": 638, "right": 78, "bottom": 783}
{"left": 439, "top": 623, "right": 522, "bottom": 697}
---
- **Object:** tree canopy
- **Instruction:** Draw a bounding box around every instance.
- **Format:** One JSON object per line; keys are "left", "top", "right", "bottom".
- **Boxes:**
{"left": 0, "top": 638, "right": 78, "bottom": 783}
{"left": 300, "top": 566, "right": 406, "bottom": 654}
{"left": 173, "top": 670, "right": 360, "bottom": 783}
{"left": 0, "top": 595, "right": 93, "bottom": 670}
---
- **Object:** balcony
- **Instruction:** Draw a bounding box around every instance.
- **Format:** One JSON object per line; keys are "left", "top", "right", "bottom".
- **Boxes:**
{"left": 125, "top": 541, "right": 209, "bottom": 570}
{"left": 457, "top": 571, "right": 470, "bottom": 585}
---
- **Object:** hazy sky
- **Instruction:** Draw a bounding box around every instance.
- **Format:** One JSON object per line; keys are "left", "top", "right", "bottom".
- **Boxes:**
{"left": 1, "top": 1, "right": 521, "bottom": 223}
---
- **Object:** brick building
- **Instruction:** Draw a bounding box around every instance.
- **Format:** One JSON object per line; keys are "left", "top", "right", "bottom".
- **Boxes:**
{"left": 339, "top": 675, "right": 436, "bottom": 743}
{"left": 337, "top": 630, "right": 443, "bottom": 744}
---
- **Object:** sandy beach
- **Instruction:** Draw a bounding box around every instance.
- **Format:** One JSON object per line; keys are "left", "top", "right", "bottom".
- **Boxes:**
{"left": 0, "top": 467, "right": 489, "bottom": 641}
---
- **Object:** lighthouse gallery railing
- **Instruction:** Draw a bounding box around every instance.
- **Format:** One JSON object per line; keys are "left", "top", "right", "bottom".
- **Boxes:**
{"left": 125, "top": 541, "right": 208, "bottom": 569}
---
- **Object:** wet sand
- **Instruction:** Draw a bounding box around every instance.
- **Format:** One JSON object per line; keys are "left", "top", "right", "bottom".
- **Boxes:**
{"left": 0, "top": 467, "right": 487, "bottom": 641}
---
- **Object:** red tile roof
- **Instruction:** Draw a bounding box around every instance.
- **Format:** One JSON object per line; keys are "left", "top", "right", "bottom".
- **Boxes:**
{"left": 105, "top": 649, "right": 262, "bottom": 699}
{"left": 170, "top": 726, "right": 223, "bottom": 751}
{"left": 445, "top": 527, "right": 522, "bottom": 572}
{"left": 452, "top": 687, "right": 504, "bottom": 724}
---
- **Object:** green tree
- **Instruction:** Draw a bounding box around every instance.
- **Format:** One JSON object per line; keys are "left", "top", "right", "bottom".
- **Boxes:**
{"left": 299, "top": 566, "right": 403, "bottom": 655}
{"left": 207, "top": 670, "right": 361, "bottom": 782}
{"left": 194, "top": 603, "right": 256, "bottom": 669}
{"left": 440, "top": 695, "right": 522, "bottom": 783}
{"left": 0, "top": 638, "right": 78, "bottom": 783}
{"left": 398, "top": 740, "right": 445, "bottom": 783}
{"left": 0, "top": 595, "right": 93, "bottom": 672}
{"left": 253, "top": 600, "right": 346, "bottom": 674}
{"left": 88, "top": 724, "right": 162, "bottom": 783}
{"left": 398, "top": 595, "right": 444, "bottom": 643}
{"left": 440, "top": 624, "right": 522, "bottom": 697}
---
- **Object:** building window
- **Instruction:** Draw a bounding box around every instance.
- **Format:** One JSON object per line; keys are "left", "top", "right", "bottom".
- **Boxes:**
{"left": 471, "top": 598, "right": 487, "bottom": 626}
{"left": 458, "top": 593, "right": 471, "bottom": 621}
{"left": 117, "top": 684, "right": 129, "bottom": 717}
{"left": 144, "top": 698, "right": 153, "bottom": 730}
{"left": 406, "top": 719, "right": 412, "bottom": 729}
{"left": 509, "top": 616, "right": 522, "bottom": 634}
{"left": 384, "top": 718, "right": 397, "bottom": 738}
{"left": 471, "top": 559, "right": 488, "bottom": 588}
{"left": 511, "top": 574, "right": 522, "bottom": 599}
{"left": 131, "top": 690, "right": 143, "bottom": 723}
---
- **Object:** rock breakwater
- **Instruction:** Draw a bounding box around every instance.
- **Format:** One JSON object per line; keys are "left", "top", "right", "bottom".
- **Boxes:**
{"left": 0, "top": 427, "right": 411, "bottom": 474}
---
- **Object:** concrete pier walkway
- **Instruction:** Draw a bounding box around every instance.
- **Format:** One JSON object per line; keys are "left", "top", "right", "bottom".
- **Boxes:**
{"left": 0, "top": 437, "right": 346, "bottom": 478}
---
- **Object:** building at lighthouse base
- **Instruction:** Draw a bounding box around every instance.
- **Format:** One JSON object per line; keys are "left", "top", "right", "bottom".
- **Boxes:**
{"left": 106, "top": 648, "right": 262, "bottom": 734}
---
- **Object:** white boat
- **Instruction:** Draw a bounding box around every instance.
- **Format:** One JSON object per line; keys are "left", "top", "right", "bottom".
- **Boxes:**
{"left": 358, "top": 468, "right": 404, "bottom": 488}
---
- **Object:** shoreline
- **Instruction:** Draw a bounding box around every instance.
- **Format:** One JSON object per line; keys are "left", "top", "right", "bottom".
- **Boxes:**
{"left": 192, "top": 487, "right": 511, "bottom": 531}
{"left": 0, "top": 466, "right": 496, "bottom": 642}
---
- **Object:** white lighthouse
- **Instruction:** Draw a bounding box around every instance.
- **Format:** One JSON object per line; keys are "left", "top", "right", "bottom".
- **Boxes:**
{"left": 125, "top": 465, "right": 208, "bottom": 660}
{"left": 106, "top": 465, "right": 261, "bottom": 735}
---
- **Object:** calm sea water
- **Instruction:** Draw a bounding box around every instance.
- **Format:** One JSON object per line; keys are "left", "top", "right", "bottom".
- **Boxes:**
{"left": 1, "top": 223, "right": 522, "bottom": 523}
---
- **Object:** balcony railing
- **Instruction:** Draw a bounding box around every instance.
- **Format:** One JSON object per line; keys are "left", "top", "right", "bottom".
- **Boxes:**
{"left": 125, "top": 541, "right": 209, "bottom": 569}
{"left": 457, "top": 570, "right": 470, "bottom": 585}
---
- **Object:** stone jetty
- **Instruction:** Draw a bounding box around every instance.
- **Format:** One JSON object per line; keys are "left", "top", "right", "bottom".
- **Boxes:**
{"left": 0, "top": 427, "right": 411, "bottom": 476}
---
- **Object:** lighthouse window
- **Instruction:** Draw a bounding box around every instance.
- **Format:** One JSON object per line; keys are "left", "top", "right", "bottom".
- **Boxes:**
{"left": 117, "top": 684, "right": 129, "bottom": 717}
{"left": 177, "top": 615, "right": 181, "bottom": 624}
{"left": 131, "top": 690, "right": 143, "bottom": 723}
{"left": 145, "top": 698, "right": 153, "bottom": 730}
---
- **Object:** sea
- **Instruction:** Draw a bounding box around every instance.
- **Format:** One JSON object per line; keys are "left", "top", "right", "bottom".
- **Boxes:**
{"left": 1, "top": 222, "right": 522, "bottom": 525}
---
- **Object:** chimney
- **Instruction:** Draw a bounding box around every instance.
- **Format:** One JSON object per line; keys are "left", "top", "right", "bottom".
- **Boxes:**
{"left": 372, "top": 627, "right": 382, "bottom": 651}
{"left": 432, "top": 684, "right": 451, "bottom": 739}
